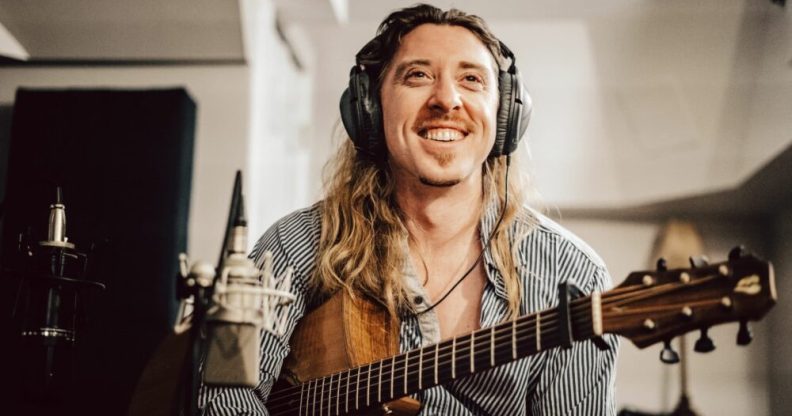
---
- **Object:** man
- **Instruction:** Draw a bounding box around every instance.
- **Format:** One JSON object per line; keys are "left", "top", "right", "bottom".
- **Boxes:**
{"left": 201, "top": 4, "right": 618, "bottom": 415}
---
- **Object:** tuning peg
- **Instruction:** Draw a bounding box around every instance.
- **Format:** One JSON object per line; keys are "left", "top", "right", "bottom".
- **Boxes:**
{"left": 737, "top": 320, "right": 753, "bottom": 346}
{"left": 660, "top": 339, "right": 680, "bottom": 364}
{"left": 694, "top": 327, "right": 716, "bottom": 353}
{"left": 729, "top": 245, "right": 749, "bottom": 261}
{"left": 656, "top": 257, "right": 668, "bottom": 272}
{"left": 689, "top": 255, "right": 710, "bottom": 268}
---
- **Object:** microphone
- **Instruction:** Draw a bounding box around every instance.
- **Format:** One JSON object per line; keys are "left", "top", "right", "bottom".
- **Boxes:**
{"left": 199, "top": 172, "right": 295, "bottom": 387}
{"left": 13, "top": 186, "right": 103, "bottom": 402}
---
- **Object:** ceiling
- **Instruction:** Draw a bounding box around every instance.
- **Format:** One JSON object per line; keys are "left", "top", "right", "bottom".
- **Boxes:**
{"left": 0, "top": 0, "right": 789, "bottom": 212}
{"left": 0, "top": 0, "right": 244, "bottom": 62}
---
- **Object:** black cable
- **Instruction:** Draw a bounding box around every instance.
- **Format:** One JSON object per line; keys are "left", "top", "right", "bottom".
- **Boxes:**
{"left": 406, "top": 155, "right": 512, "bottom": 318}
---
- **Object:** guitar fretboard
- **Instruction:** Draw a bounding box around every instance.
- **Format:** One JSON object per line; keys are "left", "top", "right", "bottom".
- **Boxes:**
{"left": 266, "top": 294, "right": 599, "bottom": 416}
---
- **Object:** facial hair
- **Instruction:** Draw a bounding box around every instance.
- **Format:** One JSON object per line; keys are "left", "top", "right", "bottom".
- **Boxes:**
{"left": 418, "top": 152, "right": 461, "bottom": 187}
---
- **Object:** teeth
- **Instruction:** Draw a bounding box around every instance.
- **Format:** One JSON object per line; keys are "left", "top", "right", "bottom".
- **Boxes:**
{"left": 423, "top": 128, "right": 464, "bottom": 142}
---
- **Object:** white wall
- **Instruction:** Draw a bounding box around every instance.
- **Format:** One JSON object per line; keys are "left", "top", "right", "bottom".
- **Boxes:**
{"left": 559, "top": 216, "right": 775, "bottom": 415}
{"left": 242, "top": 0, "right": 314, "bottom": 241}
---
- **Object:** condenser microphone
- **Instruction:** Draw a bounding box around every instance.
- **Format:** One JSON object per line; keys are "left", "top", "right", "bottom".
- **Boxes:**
{"left": 201, "top": 172, "right": 295, "bottom": 387}
{"left": 203, "top": 188, "right": 265, "bottom": 387}
{"left": 14, "top": 186, "right": 103, "bottom": 402}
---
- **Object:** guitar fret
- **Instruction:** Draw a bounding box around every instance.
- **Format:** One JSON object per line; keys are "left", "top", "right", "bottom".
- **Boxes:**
{"left": 366, "top": 363, "right": 372, "bottom": 407}
{"left": 320, "top": 376, "right": 325, "bottom": 416}
{"left": 345, "top": 369, "right": 350, "bottom": 414}
{"left": 378, "top": 360, "right": 383, "bottom": 404}
{"left": 418, "top": 347, "right": 424, "bottom": 390}
{"left": 452, "top": 337, "right": 457, "bottom": 379}
{"left": 536, "top": 313, "right": 542, "bottom": 352}
{"left": 403, "top": 351, "right": 409, "bottom": 395}
{"left": 511, "top": 318, "right": 517, "bottom": 359}
{"left": 390, "top": 355, "right": 395, "bottom": 399}
{"left": 327, "top": 374, "right": 333, "bottom": 416}
{"left": 470, "top": 332, "right": 475, "bottom": 373}
{"left": 355, "top": 367, "right": 361, "bottom": 410}
{"left": 299, "top": 382, "right": 304, "bottom": 416}
{"left": 310, "top": 379, "right": 315, "bottom": 416}
{"left": 335, "top": 372, "right": 341, "bottom": 416}
{"left": 434, "top": 343, "right": 439, "bottom": 384}
{"left": 490, "top": 326, "right": 495, "bottom": 367}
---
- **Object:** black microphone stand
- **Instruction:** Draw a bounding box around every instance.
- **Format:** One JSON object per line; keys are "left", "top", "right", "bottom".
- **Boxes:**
{"left": 177, "top": 171, "right": 243, "bottom": 416}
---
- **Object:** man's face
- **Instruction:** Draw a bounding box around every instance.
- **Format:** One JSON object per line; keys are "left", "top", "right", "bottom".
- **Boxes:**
{"left": 380, "top": 24, "right": 499, "bottom": 188}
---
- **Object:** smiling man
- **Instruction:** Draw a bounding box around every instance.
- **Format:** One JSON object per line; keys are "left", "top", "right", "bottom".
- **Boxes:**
{"left": 200, "top": 4, "right": 618, "bottom": 415}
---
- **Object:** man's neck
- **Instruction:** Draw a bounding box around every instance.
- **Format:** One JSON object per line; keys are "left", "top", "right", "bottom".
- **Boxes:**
{"left": 395, "top": 173, "right": 484, "bottom": 248}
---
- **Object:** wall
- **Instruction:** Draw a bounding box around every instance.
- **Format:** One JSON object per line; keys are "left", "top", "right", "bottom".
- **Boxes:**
{"left": 768, "top": 208, "right": 792, "bottom": 415}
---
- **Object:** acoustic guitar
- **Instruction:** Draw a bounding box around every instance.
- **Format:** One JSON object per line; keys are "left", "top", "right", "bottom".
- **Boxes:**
{"left": 267, "top": 249, "right": 776, "bottom": 416}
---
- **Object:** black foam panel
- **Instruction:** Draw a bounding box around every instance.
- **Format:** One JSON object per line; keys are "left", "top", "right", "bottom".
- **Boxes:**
{"left": 0, "top": 88, "right": 196, "bottom": 414}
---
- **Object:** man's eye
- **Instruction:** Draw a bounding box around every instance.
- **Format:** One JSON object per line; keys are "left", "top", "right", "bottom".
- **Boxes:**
{"left": 407, "top": 71, "right": 428, "bottom": 79}
{"left": 464, "top": 75, "right": 483, "bottom": 83}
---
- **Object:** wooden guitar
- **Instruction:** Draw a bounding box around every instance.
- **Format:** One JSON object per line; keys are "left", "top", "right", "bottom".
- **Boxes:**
{"left": 266, "top": 250, "right": 776, "bottom": 416}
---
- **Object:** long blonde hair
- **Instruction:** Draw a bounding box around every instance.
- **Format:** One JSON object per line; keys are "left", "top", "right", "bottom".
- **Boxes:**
{"left": 316, "top": 139, "right": 532, "bottom": 319}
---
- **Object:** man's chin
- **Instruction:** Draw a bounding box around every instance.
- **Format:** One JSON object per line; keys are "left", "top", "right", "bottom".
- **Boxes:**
{"left": 419, "top": 176, "right": 462, "bottom": 187}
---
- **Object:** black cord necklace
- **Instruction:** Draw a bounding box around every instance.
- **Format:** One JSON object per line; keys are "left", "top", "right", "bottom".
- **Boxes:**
{"left": 404, "top": 155, "right": 512, "bottom": 318}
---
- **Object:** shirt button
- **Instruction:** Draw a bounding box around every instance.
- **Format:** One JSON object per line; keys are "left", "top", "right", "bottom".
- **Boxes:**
{"left": 414, "top": 296, "right": 424, "bottom": 305}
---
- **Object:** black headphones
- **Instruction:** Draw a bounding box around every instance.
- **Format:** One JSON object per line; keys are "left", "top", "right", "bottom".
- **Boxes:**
{"left": 339, "top": 37, "right": 532, "bottom": 160}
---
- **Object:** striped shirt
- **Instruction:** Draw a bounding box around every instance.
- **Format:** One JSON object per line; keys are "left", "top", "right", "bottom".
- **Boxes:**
{"left": 199, "top": 201, "right": 619, "bottom": 415}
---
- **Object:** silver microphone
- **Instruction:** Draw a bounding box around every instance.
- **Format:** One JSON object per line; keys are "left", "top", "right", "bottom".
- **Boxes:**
{"left": 199, "top": 180, "right": 295, "bottom": 387}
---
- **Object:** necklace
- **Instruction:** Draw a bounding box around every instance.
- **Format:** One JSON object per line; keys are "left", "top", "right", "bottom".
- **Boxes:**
{"left": 406, "top": 223, "right": 481, "bottom": 291}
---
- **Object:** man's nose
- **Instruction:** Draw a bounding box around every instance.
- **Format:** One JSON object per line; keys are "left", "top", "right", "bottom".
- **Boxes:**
{"left": 427, "top": 77, "right": 462, "bottom": 112}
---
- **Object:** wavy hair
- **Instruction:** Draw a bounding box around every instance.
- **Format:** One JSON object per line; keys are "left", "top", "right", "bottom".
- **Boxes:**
{"left": 316, "top": 4, "right": 534, "bottom": 319}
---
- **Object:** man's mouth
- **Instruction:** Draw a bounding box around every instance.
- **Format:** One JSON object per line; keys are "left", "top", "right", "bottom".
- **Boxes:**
{"left": 419, "top": 128, "right": 467, "bottom": 142}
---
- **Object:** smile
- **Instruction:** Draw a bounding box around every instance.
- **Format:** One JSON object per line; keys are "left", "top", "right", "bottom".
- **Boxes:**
{"left": 420, "top": 128, "right": 467, "bottom": 142}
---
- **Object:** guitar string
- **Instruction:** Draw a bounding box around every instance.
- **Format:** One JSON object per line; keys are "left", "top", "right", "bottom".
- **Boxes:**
{"left": 265, "top": 310, "right": 589, "bottom": 412}
{"left": 267, "top": 276, "right": 715, "bottom": 411}
{"left": 270, "top": 325, "right": 607, "bottom": 415}
{"left": 267, "top": 329, "right": 581, "bottom": 415}
{"left": 266, "top": 307, "right": 596, "bottom": 411}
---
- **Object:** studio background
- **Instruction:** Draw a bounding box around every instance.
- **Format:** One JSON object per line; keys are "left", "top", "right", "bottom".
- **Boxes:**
{"left": 0, "top": 1, "right": 789, "bottom": 414}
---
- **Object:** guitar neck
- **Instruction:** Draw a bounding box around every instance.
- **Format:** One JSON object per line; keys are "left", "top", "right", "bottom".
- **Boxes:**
{"left": 267, "top": 293, "right": 601, "bottom": 415}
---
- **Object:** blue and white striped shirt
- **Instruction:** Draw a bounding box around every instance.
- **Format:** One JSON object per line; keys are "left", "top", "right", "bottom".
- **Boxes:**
{"left": 199, "top": 202, "right": 618, "bottom": 415}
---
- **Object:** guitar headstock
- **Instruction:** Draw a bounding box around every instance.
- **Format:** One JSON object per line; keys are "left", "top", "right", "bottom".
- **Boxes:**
{"left": 603, "top": 248, "right": 776, "bottom": 349}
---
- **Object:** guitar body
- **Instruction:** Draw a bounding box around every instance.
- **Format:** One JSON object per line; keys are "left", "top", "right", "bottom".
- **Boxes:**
{"left": 274, "top": 290, "right": 421, "bottom": 416}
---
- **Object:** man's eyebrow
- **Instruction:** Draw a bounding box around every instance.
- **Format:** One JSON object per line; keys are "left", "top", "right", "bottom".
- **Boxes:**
{"left": 459, "top": 61, "right": 494, "bottom": 74}
{"left": 392, "top": 59, "right": 431, "bottom": 80}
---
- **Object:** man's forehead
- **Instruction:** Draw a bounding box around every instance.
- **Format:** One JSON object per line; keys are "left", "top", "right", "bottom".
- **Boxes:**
{"left": 389, "top": 24, "right": 498, "bottom": 73}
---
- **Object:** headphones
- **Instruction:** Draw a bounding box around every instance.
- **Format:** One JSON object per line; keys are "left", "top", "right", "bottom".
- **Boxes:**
{"left": 340, "top": 37, "right": 532, "bottom": 160}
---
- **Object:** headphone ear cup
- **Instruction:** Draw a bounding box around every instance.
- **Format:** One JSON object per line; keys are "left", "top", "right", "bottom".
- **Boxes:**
{"left": 340, "top": 87, "right": 360, "bottom": 144}
{"left": 491, "top": 70, "right": 532, "bottom": 157}
{"left": 339, "top": 67, "right": 383, "bottom": 159}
